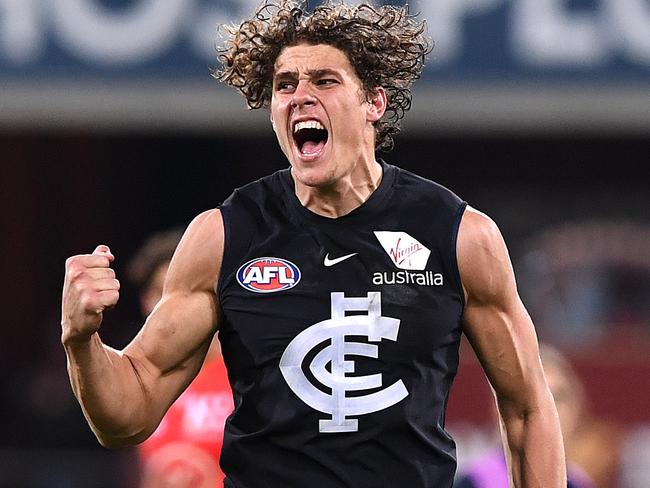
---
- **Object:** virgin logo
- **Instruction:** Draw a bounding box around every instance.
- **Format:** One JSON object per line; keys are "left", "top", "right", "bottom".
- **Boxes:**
{"left": 374, "top": 231, "right": 431, "bottom": 270}
{"left": 390, "top": 238, "right": 423, "bottom": 266}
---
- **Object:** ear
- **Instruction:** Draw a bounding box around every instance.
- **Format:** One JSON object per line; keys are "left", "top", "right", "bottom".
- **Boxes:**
{"left": 366, "top": 87, "right": 387, "bottom": 123}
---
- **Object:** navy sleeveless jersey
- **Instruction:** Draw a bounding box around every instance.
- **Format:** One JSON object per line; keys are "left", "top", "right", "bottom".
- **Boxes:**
{"left": 217, "top": 161, "right": 467, "bottom": 488}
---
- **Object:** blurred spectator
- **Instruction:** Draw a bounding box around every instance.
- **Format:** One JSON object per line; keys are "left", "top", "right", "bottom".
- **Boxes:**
{"left": 518, "top": 222, "right": 650, "bottom": 352}
{"left": 127, "top": 229, "right": 233, "bottom": 488}
{"left": 455, "top": 344, "right": 624, "bottom": 488}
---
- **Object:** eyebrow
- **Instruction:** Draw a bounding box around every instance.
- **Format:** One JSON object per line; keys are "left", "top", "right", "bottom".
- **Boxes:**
{"left": 273, "top": 68, "right": 342, "bottom": 81}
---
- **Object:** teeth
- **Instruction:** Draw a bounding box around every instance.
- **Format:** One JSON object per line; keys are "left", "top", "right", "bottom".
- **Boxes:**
{"left": 294, "top": 120, "right": 325, "bottom": 133}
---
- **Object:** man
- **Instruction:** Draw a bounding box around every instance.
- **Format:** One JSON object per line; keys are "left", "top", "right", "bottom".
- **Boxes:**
{"left": 61, "top": 1, "right": 566, "bottom": 487}
{"left": 127, "top": 230, "right": 233, "bottom": 488}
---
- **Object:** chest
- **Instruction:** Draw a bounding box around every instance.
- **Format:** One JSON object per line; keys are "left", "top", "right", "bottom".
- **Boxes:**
{"left": 219, "top": 221, "right": 463, "bottom": 370}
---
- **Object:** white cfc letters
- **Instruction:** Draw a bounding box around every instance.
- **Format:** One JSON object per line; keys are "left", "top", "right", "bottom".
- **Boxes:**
{"left": 0, "top": 0, "right": 43, "bottom": 63}
{"left": 51, "top": 0, "right": 187, "bottom": 65}
{"left": 413, "top": 0, "right": 650, "bottom": 67}
{"left": 415, "top": 0, "right": 502, "bottom": 64}
{"left": 1, "top": 1, "right": 649, "bottom": 68}
{"left": 279, "top": 292, "right": 408, "bottom": 433}
{"left": 512, "top": 0, "right": 606, "bottom": 66}
{"left": 606, "top": 0, "right": 650, "bottom": 64}
{"left": 512, "top": 0, "right": 650, "bottom": 66}
{"left": 0, "top": 0, "right": 262, "bottom": 65}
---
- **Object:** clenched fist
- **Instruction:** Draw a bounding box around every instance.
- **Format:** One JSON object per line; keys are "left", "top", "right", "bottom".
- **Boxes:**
{"left": 61, "top": 245, "right": 120, "bottom": 344}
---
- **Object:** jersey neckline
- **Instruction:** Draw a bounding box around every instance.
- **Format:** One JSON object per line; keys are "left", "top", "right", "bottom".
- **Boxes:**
{"left": 278, "top": 159, "right": 397, "bottom": 225}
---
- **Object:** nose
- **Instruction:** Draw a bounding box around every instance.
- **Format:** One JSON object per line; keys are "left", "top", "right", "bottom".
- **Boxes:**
{"left": 291, "top": 80, "right": 316, "bottom": 109}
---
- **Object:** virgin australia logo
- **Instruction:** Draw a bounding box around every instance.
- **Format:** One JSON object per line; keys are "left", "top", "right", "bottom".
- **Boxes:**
{"left": 374, "top": 231, "right": 430, "bottom": 270}
{"left": 279, "top": 292, "right": 408, "bottom": 433}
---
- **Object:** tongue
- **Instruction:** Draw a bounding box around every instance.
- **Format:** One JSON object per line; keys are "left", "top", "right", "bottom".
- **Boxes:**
{"left": 301, "top": 140, "right": 325, "bottom": 155}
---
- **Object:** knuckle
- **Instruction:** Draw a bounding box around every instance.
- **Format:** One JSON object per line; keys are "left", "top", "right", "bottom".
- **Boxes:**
{"left": 72, "top": 280, "right": 87, "bottom": 294}
{"left": 67, "top": 267, "right": 84, "bottom": 281}
{"left": 66, "top": 260, "right": 90, "bottom": 280}
{"left": 65, "top": 259, "right": 77, "bottom": 274}
{"left": 65, "top": 255, "right": 82, "bottom": 267}
{"left": 105, "top": 290, "right": 120, "bottom": 306}
{"left": 79, "top": 293, "right": 93, "bottom": 310}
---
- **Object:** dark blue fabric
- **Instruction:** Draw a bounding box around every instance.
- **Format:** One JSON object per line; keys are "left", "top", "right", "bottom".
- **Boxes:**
{"left": 218, "top": 161, "right": 466, "bottom": 487}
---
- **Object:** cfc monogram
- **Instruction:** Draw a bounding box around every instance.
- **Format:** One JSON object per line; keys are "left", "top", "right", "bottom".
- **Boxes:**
{"left": 279, "top": 292, "right": 409, "bottom": 433}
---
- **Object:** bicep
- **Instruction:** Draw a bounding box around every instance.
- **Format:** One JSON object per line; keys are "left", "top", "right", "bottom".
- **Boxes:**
{"left": 124, "top": 290, "right": 217, "bottom": 406}
{"left": 463, "top": 295, "right": 545, "bottom": 411}
{"left": 122, "top": 209, "right": 223, "bottom": 418}
{"left": 458, "top": 208, "right": 547, "bottom": 411}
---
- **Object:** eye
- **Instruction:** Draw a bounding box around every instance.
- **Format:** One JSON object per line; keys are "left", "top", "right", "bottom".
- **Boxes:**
{"left": 316, "top": 78, "right": 338, "bottom": 87}
{"left": 275, "top": 81, "right": 295, "bottom": 92}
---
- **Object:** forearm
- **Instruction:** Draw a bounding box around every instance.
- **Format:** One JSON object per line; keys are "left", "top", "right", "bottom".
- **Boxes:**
{"left": 64, "top": 333, "right": 153, "bottom": 447}
{"left": 500, "top": 401, "right": 567, "bottom": 488}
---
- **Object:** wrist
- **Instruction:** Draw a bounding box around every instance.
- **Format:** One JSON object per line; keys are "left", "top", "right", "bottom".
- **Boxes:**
{"left": 61, "top": 322, "right": 96, "bottom": 348}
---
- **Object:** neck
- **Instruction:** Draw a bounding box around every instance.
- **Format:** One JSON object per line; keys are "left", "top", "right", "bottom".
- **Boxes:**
{"left": 294, "top": 158, "right": 383, "bottom": 218}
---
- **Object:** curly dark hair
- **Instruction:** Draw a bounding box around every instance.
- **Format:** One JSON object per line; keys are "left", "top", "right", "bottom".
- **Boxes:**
{"left": 214, "top": 0, "right": 432, "bottom": 151}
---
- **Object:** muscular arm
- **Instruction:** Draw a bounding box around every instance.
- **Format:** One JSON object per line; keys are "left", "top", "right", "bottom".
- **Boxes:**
{"left": 62, "top": 209, "right": 223, "bottom": 447}
{"left": 458, "top": 207, "right": 566, "bottom": 487}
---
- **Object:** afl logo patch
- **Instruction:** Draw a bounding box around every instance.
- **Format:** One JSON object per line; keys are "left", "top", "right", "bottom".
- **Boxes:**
{"left": 236, "top": 257, "right": 301, "bottom": 293}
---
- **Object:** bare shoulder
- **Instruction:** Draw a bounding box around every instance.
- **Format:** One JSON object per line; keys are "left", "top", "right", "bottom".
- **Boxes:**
{"left": 458, "top": 207, "right": 550, "bottom": 410}
{"left": 457, "top": 206, "right": 501, "bottom": 244}
{"left": 164, "top": 208, "right": 224, "bottom": 294}
{"left": 457, "top": 206, "right": 515, "bottom": 306}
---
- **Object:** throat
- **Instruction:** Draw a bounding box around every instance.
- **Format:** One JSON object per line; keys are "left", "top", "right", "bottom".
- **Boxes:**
{"left": 292, "top": 161, "right": 384, "bottom": 218}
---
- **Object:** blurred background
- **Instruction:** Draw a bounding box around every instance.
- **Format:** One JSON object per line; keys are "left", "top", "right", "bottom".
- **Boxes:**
{"left": 1, "top": 0, "right": 648, "bottom": 487}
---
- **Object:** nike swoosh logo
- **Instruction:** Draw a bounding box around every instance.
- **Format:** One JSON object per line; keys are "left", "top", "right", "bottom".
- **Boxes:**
{"left": 324, "top": 252, "right": 358, "bottom": 267}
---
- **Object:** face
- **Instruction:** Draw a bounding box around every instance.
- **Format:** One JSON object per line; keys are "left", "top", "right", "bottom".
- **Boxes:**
{"left": 270, "top": 43, "right": 385, "bottom": 188}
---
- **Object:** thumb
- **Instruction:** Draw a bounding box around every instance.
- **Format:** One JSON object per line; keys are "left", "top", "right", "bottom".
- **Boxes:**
{"left": 92, "top": 244, "right": 115, "bottom": 262}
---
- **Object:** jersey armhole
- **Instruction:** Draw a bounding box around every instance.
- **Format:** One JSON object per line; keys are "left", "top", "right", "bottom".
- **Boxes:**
{"left": 450, "top": 201, "right": 468, "bottom": 314}
{"left": 215, "top": 203, "right": 231, "bottom": 303}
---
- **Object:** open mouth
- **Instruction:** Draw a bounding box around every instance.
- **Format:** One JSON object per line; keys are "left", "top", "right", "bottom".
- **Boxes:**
{"left": 293, "top": 120, "right": 329, "bottom": 157}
